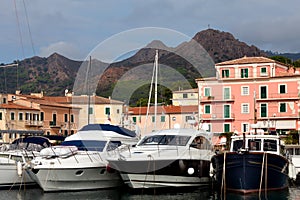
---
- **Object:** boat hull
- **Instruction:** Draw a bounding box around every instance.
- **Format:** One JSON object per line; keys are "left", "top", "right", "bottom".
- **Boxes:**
{"left": 212, "top": 152, "right": 289, "bottom": 193}
{"left": 0, "top": 163, "right": 35, "bottom": 188}
{"left": 27, "top": 166, "right": 123, "bottom": 192}
{"left": 109, "top": 159, "right": 211, "bottom": 188}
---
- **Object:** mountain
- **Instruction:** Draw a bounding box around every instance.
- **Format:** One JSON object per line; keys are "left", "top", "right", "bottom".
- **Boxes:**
{"left": 0, "top": 29, "right": 292, "bottom": 102}
{"left": 264, "top": 51, "right": 300, "bottom": 61}
{"left": 0, "top": 53, "right": 82, "bottom": 95}
{"left": 95, "top": 29, "right": 266, "bottom": 99}
{"left": 192, "top": 29, "right": 265, "bottom": 63}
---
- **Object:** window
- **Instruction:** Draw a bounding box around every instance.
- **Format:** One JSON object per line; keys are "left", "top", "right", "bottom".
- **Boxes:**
{"left": 64, "top": 114, "right": 68, "bottom": 122}
{"left": 40, "top": 112, "right": 44, "bottom": 121}
{"left": 25, "top": 113, "right": 30, "bottom": 120}
{"left": 279, "top": 103, "right": 287, "bottom": 112}
{"left": 11, "top": 112, "right": 15, "bottom": 120}
{"left": 223, "top": 87, "right": 230, "bottom": 99}
{"left": 224, "top": 124, "right": 230, "bottom": 132}
{"left": 71, "top": 114, "right": 74, "bottom": 123}
{"left": 204, "top": 87, "right": 211, "bottom": 96}
{"left": 152, "top": 116, "right": 155, "bottom": 122}
{"left": 261, "top": 67, "right": 267, "bottom": 75}
{"left": 241, "top": 86, "right": 249, "bottom": 95}
{"left": 183, "top": 93, "right": 188, "bottom": 98}
{"left": 105, "top": 107, "right": 110, "bottom": 115}
{"left": 263, "top": 139, "right": 277, "bottom": 151}
{"left": 242, "top": 123, "right": 249, "bottom": 133}
{"left": 241, "top": 68, "right": 248, "bottom": 78}
{"left": 224, "top": 105, "right": 230, "bottom": 118}
{"left": 52, "top": 113, "right": 57, "bottom": 124}
{"left": 279, "top": 85, "right": 286, "bottom": 94}
{"left": 89, "top": 107, "right": 93, "bottom": 114}
{"left": 241, "top": 104, "right": 249, "bottom": 113}
{"left": 204, "top": 105, "right": 211, "bottom": 114}
{"left": 161, "top": 116, "right": 165, "bottom": 122}
{"left": 260, "top": 103, "right": 267, "bottom": 117}
{"left": 260, "top": 86, "right": 267, "bottom": 99}
{"left": 0, "top": 112, "right": 2, "bottom": 120}
{"left": 19, "top": 113, "right": 23, "bottom": 121}
{"left": 117, "top": 109, "right": 120, "bottom": 114}
{"left": 3, "top": 98, "right": 6, "bottom": 104}
{"left": 207, "top": 124, "right": 211, "bottom": 132}
{"left": 222, "top": 69, "right": 229, "bottom": 78}
{"left": 132, "top": 117, "right": 137, "bottom": 123}
{"left": 185, "top": 116, "right": 194, "bottom": 122}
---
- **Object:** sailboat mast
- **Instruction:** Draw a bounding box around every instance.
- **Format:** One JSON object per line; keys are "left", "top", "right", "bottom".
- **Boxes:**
{"left": 154, "top": 50, "right": 158, "bottom": 131}
{"left": 87, "top": 56, "right": 91, "bottom": 125}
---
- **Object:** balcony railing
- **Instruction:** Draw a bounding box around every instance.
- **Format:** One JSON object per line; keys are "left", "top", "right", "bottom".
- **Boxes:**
{"left": 201, "top": 113, "right": 235, "bottom": 120}
{"left": 256, "top": 92, "right": 299, "bottom": 101}
{"left": 25, "top": 120, "right": 43, "bottom": 127}
{"left": 200, "top": 95, "right": 235, "bottom": 102}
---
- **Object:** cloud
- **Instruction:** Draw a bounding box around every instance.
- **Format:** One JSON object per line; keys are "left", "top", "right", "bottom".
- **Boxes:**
{"left": 39, "top": 41, "right": 83, "bottom": 60}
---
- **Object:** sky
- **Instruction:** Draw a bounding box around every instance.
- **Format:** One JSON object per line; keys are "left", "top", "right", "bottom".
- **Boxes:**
{"left": 1, "top": 0, "right": 300, "bottom": 64}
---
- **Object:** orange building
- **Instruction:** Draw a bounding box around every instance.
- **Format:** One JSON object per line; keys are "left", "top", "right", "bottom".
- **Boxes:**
{"left": 0, "top": 92, "right": 80, "bottom": 143}
{"left": 196, "top": 56, "right": 300, "bottom": 134}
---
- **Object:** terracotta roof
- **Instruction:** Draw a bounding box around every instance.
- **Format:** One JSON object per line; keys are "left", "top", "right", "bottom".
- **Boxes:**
{"left": 44, "top": 96, "right": 123, "bottom": 105}
{"left": 129, "top": 105, "right": 198, "bottom": 115}
{"left": 0, "top": 102, "right": 39, "bottom": 110}
{"left": 23, "top": 98, "right": 77, "bottom": 109}
{"left": 216, "top": 56, "right": 279, "bottom": 66}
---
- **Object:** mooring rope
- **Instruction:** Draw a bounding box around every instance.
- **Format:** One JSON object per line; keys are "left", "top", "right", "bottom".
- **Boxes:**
{"left": 221, "top": 152, "right": 226, "bottom": 200}
{"left": 259, "top": 152, "right": 266, "bottom": 199}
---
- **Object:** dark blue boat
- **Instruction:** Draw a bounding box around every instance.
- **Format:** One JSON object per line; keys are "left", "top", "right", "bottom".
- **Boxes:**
{"left": 211, "top": 134, "right": 289, "bottom": 194}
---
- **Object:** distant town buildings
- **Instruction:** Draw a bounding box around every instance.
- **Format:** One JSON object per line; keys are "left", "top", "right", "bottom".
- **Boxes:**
{"left": 0, "top": 91, "right": 123, "bottom": 143}
{"left": 0, "top": 56, "right": 299, "bottom": 143}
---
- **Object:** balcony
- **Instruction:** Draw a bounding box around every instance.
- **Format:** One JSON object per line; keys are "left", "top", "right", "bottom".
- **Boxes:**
{"left": 201, "top": 113, "right": 235, "bottom": 121}
{"left": 200, "top": 95, "right": 235, "bottom": 103}
{"left": 25, "top": 120, "right": 43, "bottom": 127}
{"left": 256, "top": 92, "right": 299, "bottom": 101}
{"left": 49, "top": 121, "right": 61, "bottom": 128}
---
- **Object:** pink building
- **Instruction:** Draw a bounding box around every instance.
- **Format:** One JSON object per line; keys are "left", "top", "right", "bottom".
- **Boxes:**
{"left": 196, "top": 56, "right": 300, "bottom": 134}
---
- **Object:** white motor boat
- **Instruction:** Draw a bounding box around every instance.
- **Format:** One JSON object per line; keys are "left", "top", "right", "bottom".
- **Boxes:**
{"left": 107, "top": 128, "right": 214, "bottom": 189}
{"left": 0, "top": 136, "right": 51, "bottom": 188}
{"left": 285, "top": 144, "right": 300, "bottom": 182}
{"left": 27, "top": 124, "right": 138, "bottom": 192}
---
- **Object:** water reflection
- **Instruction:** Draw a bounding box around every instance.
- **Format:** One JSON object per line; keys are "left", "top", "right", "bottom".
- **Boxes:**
{"left": 0, "top": 186, "right": 299, "bottom": 200}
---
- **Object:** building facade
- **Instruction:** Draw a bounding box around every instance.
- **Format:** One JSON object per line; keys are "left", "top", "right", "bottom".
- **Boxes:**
{"left": 128, "top": 105, "right": 198, "bottom": 136}
{"left": 196, "top": 56, "right": 300, "bottom": 134}
{"left": 44, "top": 94, "right": 124, "bottom": 130}
{"left": 0, "top": 93, "right": 80, "bottom": 143}
{"left": 171, "top": 88, "right": 198, "bottom": 106}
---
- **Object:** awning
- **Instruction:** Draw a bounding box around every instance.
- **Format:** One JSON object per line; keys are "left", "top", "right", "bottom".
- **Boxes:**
{"left": 0, "top": 130, "right": 44, "bottom": 135}
{"left": 276, "top": 120, "right": 296, "bottom": 129}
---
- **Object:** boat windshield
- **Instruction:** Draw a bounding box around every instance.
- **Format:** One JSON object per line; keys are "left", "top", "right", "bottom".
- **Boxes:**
{"left": 139, "top": 135, "right": 190, "bottom": 146}
{"left": 61, "top": 140, "right": 107, "bottom": 152}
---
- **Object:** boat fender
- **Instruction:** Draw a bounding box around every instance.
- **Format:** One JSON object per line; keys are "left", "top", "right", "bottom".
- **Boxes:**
{"left": 188, "top": 167, "right": 194, "bottom": 175}
{"left": 179, "top": 160, "right": 186, "bottom": 171}
{"left": 211, "top": 156, "right": 217, "bottom": 169}
{"left": 106, "top": 164, "right": 115, "bottom": 173}
{"left": 17, "top": 161, "right": 23, "bottom": 177}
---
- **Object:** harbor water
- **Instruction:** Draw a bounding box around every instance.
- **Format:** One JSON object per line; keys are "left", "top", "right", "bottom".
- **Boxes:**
{"left": 1, "top": 185, "right": 300, "bottom": 200}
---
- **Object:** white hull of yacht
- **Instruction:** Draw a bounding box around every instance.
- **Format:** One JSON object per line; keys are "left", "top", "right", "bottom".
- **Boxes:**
{"left": 0, "top": 163, "right": 35, "bottom": 187}
{"left": 27, "top": 166, "right": 122, "bottom": 191}
{"left": 121, "top": 173, "right": 210, "bottom": 188}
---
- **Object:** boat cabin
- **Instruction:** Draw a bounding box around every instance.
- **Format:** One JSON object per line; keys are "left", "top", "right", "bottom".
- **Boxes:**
{"left": 230, "top": 135, "right": 281, "bottom": 155}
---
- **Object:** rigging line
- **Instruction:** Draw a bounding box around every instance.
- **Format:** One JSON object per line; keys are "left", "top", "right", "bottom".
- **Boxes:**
{"left": 22, "top": 0, "right": 36, "bottom": 56}
{"left": 13, "top": 0, "right": 25, "bottom": 59}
